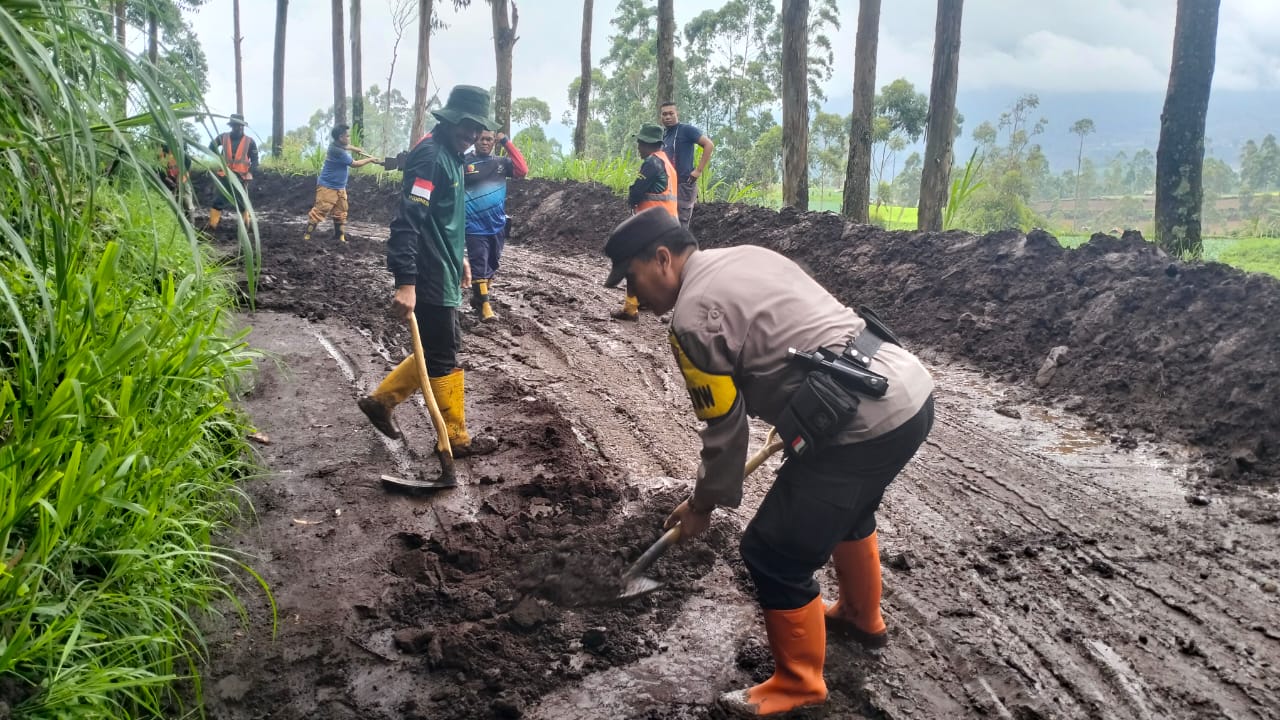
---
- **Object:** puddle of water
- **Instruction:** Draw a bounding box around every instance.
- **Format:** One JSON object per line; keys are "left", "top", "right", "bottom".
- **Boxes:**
{"left": 931, "top": 363, "right": 1195, "bottom": 511}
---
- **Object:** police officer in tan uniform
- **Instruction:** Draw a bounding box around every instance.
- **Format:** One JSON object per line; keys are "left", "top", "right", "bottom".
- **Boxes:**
{"left": 602, "top": 207, "right": 935, "bottom": 717}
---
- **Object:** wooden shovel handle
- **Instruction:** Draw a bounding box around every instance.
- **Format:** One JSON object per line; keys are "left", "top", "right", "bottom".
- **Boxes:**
{"left": 623, "top": 526, "right": 682, "bottom": 581}
{"left": 745, "top": 427, "right": 783, "bottom": 477}
{"left": 408, "top": 313, "right": 453, "bottom": 459}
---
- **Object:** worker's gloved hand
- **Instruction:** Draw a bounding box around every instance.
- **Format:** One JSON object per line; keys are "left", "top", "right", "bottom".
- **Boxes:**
{"left": 461, "top": 258, "right": 472, "bottom": 289}
{"left": 664, "top": 498, "right": 712, "bottom": 542}
{"left": 392, "top": 284, "right": 416, "bottom": 320}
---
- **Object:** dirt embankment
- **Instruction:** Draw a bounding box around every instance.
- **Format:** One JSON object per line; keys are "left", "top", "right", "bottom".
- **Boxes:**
{"left": 502, "top": 180, "right": 1280, "bottom": 486}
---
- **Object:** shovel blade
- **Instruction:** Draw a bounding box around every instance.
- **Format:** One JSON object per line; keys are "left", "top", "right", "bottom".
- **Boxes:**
{"left": 615, "top": 575, "right": 663, "bottom": 602}
{"left": 380, "top": 472, "right": 457, "bottom": 495}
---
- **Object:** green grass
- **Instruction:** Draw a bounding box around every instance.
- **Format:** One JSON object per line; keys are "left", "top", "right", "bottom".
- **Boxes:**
{"left": 0, "top": 4, "right": 267, "bottom": 716}
{"left": 1048, "top": 234, "right": 1280, "bottom": 278}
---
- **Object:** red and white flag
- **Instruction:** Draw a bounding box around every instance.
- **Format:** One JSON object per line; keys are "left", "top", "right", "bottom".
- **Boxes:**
{"left": 411, "top": 177, "right": 434, "bottom": 201}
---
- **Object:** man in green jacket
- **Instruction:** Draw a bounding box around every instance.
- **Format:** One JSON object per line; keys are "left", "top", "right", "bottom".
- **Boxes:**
{"left": 357, "top": 85, "right": 498, "bottom": 460}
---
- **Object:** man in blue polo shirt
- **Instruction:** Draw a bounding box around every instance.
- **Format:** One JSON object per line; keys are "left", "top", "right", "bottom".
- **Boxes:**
{"left": 660, "top": 101, "right": 715, "bottom": 229}
{"left": 305, "top": 124, "right": 382, "bottom": 242}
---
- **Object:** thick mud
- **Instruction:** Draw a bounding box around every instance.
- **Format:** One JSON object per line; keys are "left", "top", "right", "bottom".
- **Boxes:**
{"left": 197, "top": 173, "right": 1280, "bottom": 720}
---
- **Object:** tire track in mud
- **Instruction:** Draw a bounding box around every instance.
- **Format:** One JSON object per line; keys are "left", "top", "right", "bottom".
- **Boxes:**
{"left": 871, "top": 387, "right": 1279, "bottom": 720}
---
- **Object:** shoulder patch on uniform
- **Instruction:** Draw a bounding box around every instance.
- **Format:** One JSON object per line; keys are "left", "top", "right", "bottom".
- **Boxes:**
{"left": 669, "top": 333, "right": 737, "bottom": 421}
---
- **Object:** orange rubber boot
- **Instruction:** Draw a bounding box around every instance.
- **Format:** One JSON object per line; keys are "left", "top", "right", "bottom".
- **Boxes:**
{"left": 719, "top": 596, "right": 828, "bottom": 717}
{"left": 824, "top": 531, "right": 888, "bottom": 648}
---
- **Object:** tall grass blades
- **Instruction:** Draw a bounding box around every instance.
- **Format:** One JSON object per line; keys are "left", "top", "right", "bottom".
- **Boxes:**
{"left": 0, "top": 3, "right": 262, "bottom": 717}
{"left": 943, "top": 148, "right": 986, "bottom": 231}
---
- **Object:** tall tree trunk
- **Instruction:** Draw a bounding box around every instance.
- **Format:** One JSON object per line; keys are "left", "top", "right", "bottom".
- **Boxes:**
{"left": 351, "top": 0, "right": 363, "bottom": 137}
{"left": 781, "top": 0, "right": 809, "bottom": 210}
{"left": 917, "top": 0, "right": 963, "bottom": 231}
{"left": 272, "top": 0, "right": 289, "bottom": 157}
{"left": 410, "top": 0, "right": 433, "bottom": 143}
{"left": 573, "top": 0, "right": 593, "bottom": 157}
{"left": 332, "top": 0, "right": 347, "bottom": 125}
{"left": 842, "top": 0, "right": 880, "bottom": 222}
{"left": 114, "top": 1, "right": 126, "bottom": 90}
{"left": 656, "top": 0, "right": 674, "bottom": 106}
{"left": 233, "top": 0, "right": 244, "bottom": 115}
{"left": 1155, "top": 0, "right": 1219, "bottom": 258}
{"left": 147, "top": 11, "right": 158, "bottom": 66}
{"left": 491, "top": 0, "right": 518, "bottom": 135}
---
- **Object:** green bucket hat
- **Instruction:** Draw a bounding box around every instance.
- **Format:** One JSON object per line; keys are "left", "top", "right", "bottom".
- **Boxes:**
{"left": 634, "top": 123, "right": 664, "bottom": 145}
{"left": 432, "top": 85, "right": 497, "bottom": 131}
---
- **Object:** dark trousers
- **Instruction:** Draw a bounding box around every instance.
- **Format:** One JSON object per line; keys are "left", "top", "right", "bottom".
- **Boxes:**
{"left": 741, "top": 395, "right": 935, "bottom": 610}
{"left": 211, "top": 173, "right": 251, "bottom": 212}
{"left": 465, "top": 231, "right": 505, "bottom": 279}
{"left": 414, "top": 304, "right": 461, "bottom": 377}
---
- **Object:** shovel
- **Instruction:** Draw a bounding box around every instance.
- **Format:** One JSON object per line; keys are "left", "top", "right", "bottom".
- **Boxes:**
{"left": 614, "top": 428, "right": 784, "bottom": 602}
{"left": 380, "top": 313, "right": 457, "bottom": 493}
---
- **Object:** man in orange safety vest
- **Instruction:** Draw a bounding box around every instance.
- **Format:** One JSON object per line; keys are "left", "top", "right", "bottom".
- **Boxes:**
{"left": 207, "top": 113, "right": 259, "bottom": 230}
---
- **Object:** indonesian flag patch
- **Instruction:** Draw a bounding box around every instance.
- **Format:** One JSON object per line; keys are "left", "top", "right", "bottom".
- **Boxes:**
{"left": 411, "top": 177, "right": 434, "bottom": 201}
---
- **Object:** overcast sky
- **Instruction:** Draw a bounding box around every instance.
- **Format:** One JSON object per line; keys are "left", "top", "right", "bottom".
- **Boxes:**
{"left": 185, "top": 0, "right": 1280, "bottom": 145}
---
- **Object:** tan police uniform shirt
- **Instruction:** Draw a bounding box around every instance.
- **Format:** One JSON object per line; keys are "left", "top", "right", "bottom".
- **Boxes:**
{"left": 669, "top": 246, "right": 935, "bottom": 510}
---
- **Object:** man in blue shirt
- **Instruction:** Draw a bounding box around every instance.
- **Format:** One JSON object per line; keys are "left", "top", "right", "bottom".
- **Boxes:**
{"left": 463, "top": 130, "right": 528, "bottom": 322}
{"left": 660, "top": 102, "right": 715, "bottom": 229}
{"left": 305, "top": 124, "right": 382, "bottom": 242}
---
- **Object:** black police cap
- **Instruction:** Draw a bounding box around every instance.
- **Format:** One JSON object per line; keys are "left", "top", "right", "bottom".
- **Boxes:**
{"left": 602, "top": 207, "right": 685, "bottom": 288}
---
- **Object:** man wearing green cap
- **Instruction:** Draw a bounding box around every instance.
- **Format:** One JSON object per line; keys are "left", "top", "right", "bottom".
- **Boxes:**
{"left": 613, "top": 122, "right": 678, "bottom": 321}
{"left": 357, "top": 85, "right": 499, "bottom": 461}
{"left": 207, "top": 113, "right": 258, "bottom": 230}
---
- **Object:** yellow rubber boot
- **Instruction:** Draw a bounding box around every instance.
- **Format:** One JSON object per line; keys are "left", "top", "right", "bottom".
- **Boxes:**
{"left": 474, "top": 280, "right": 498, "bottom": 322}
{"left": 356, "top": 356, "right": 420, "bottom": 439}
{"left": 208, "top": 208, "right": 221, "bottom": 229}
{"left": 719, "top": 596, "right": 828, "bottom": 717}
{"left": 428, "top": 369, "right": 498, "bottom": 457}
{"left": 303, "top": 222, "right": 317, "bottom": 240}
{"left": 825, "top": 531, "right": 888, "bottom": 648}
{"left": 613, "top": 294, "right": 640, "bottom": 321}
{"left": 333, "top": 222, "right": 347, "bottom": 243}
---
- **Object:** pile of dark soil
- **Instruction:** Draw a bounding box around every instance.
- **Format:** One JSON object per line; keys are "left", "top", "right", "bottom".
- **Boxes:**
{"left": 341, "top": 382, "right": 734, "bottom": 720}
{"left": 193, "top": 170, "right": 406, "bottom": 226}
{"left": 500, "top": 182, "right": 1280, "bottom": 485}
{"left": 227, "top": 171, "right": 1280, "bottom": 482}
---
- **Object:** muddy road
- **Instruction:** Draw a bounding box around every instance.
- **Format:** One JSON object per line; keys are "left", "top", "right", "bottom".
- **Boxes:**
{"left": 198, "top": 174, "right": 1279, "bottom": 719}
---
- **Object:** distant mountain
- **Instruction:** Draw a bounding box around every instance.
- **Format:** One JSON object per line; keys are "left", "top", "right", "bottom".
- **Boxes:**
{"left": 824, "top": 88, "right": 1280, "bottom": 174}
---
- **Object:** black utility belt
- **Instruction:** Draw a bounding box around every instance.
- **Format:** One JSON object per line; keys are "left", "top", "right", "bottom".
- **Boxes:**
{"left": 775, "top": 307, "right": 901, "bottom": 459}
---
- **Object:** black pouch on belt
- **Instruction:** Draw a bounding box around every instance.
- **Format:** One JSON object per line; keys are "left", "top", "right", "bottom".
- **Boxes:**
{"left": 775, "top": 371, "right": 860, "bottom": 459}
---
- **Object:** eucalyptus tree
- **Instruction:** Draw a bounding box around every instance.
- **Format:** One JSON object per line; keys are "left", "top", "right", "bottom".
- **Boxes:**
{"left": 657, "top": 0, "right": 674, "bottom": 105}
{"left": 273, "top": 0, "right": 288, "bottom": 156}
{"left": 1155, "top": 0, "right": 1219, "bottom": 257}
{"left": 573, "top": 0, "right": 593, "bottom": 157}
{"left": 410, "top": 0, "right": 434, "bottom": 141}
{"left": 842, "top": 0, "right": 880, "bottom": 221}
{"left": 351, "top": 0, "right": 363, "bottom": 135}
{"left": 1070, "top": 117, "right": 1095, "bottom": 227}
{"left": 332, "top": 0, "right": 346, "bottom": 124}
{"left": 490, "top": 0, "right": 519, "bottom": 134}
{"left": 918, "top": 0, "right": 963, "bottom": 231}
{"left": 781, "top": 0, "right": 809, "bottom": 209}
